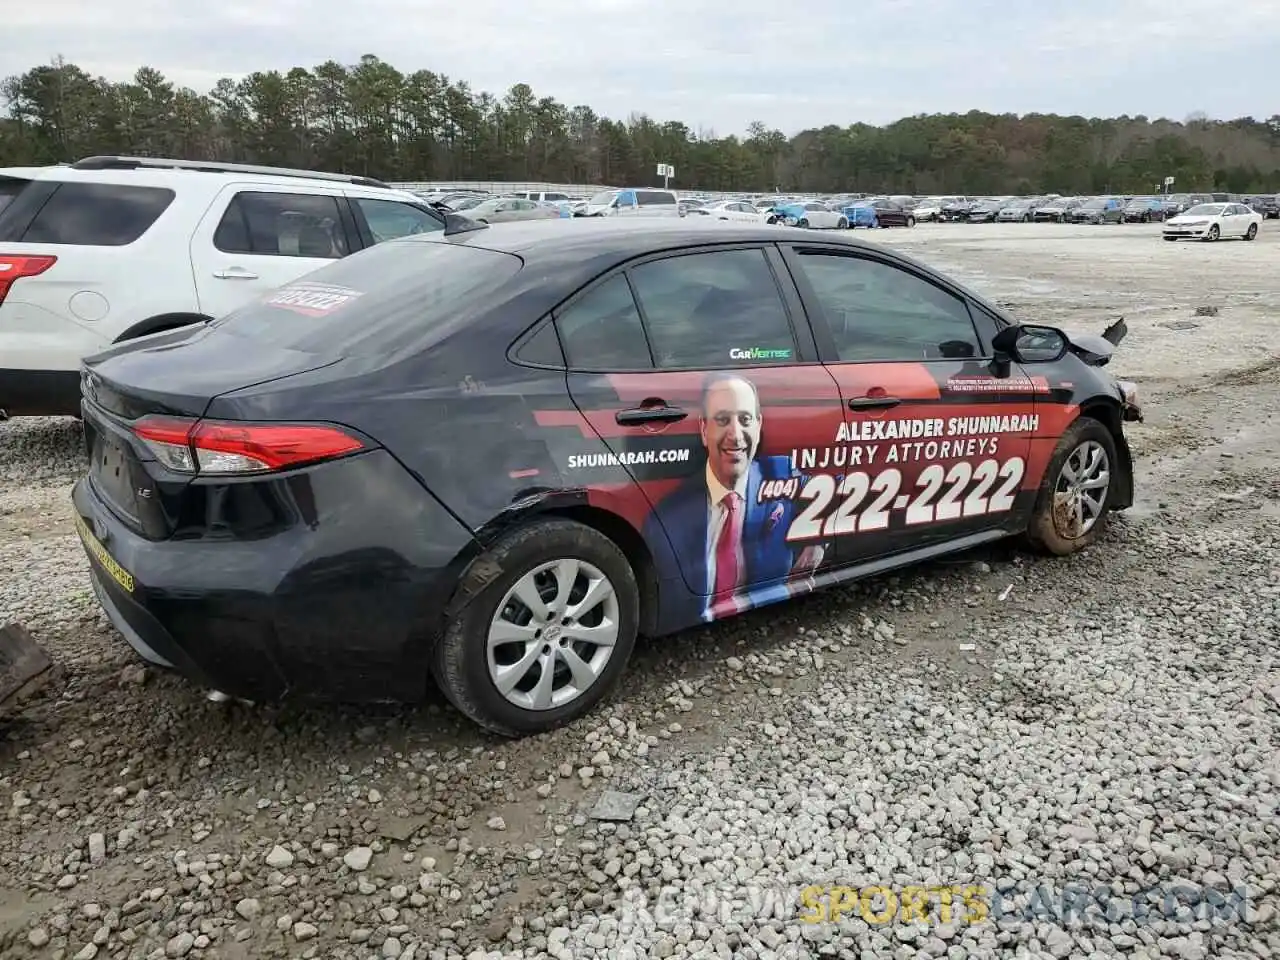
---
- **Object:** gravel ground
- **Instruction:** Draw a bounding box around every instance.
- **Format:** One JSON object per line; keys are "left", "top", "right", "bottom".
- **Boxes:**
{"left": 2, "top": 221, "right": 1279, "bottom": 960}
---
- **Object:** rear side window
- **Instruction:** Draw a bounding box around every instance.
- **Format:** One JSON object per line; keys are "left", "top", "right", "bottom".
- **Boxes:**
{"left": 20, "top": 182, "right": 175, "bottom": 246}
{"left": 0, "top": 178, "right": 28, "bottom": 216}
{"left": 557, "top": 275, "right": 652, "bottom": 371}
{"left": 214, "top": 192, "right": 349, "bottom": 258}
{"left": 208, "top": 240, "right": 521, "bottom": 358}
{"left": 628, "top": 248, "right": 796, "bottom": 368}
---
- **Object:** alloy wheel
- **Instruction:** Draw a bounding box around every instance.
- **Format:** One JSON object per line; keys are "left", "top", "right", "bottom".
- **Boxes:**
{"left": 486, "top": 559, "right": 620, "bottom": 711}
{"left": 1052, "top": 441, "right": 1110, "bottom": 540}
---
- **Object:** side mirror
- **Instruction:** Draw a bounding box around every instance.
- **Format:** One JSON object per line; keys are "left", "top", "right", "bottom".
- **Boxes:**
{"left": 991, "top": 324, "right": 1068, "bottom": 364}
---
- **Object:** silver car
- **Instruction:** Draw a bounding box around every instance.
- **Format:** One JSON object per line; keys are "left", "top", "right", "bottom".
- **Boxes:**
{"left": 459, "top": 197, "right": 561, "bottom": 224}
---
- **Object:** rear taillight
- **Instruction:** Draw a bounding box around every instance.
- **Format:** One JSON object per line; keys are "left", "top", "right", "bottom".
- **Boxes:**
{"left": 0, "top": 254, "right": 57, "bottom": 306}
{"left": 133, "top": 416, "right": 365, "bottom": 475}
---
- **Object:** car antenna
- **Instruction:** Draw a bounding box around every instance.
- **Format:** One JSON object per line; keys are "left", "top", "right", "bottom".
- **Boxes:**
{"left": 443, "top": 213, "right": 488, "bottom": 237}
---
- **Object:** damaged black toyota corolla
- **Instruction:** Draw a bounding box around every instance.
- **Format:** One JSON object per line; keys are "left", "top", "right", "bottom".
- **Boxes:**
{"left": 72, "top": 217, "right": 1142, "bottom": 736}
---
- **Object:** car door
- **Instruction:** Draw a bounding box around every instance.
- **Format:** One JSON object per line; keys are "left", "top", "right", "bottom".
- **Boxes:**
{"left": 557, "top": 244, "right": 845, "bottom": 630}
{"left": 189, "top": 185, "right": 357, "bottom": 320}
{"left": 346, "top": 195, "right": 445, "bottom": 246}
{"left": 780, "top": 242, "right": 1039, "bottom": 563}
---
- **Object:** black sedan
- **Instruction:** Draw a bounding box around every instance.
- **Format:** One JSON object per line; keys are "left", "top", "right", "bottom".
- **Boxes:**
{"left": 73, "top": 218, "right": 1142, "bottom": 736}
{"left": 938, "top": 198, "right": 974, "bottom": 222}
{"left": 966, "top": 200, "right": 1005, "bottom": 223}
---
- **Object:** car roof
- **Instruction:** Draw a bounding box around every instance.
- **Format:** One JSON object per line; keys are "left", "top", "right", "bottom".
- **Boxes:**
{"left": 436, "top": 217, "right": 879, "bottom": 260}
{"left": 0, "top": 163, "right": 420, "bottom": 201}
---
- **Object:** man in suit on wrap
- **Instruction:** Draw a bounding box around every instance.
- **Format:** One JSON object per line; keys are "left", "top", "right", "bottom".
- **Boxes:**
{"left": 643, "top": 373, "right": 826, "bottom": 627}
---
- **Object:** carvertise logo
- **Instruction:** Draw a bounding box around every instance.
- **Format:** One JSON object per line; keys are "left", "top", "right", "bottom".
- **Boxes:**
{"left": 730, "top": 346, "right": 792, "bottom": 361}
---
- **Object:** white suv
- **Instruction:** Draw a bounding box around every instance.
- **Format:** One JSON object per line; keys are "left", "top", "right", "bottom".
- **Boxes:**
{"left": 0, "top": 156, "right": 448, "bottom": 418}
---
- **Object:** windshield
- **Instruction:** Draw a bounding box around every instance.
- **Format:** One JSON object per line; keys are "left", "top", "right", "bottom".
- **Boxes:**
{"left": 1080, "top": 199, "right": 1107, "bottom": 209}
{"left": 1183, "top": 204, "right": 1224, "bottom": 216}
{"left": 209, "top": 239, "right": 522, "bottom": 358}
{"left": 589, "top": 190, "right": 617, "bottom": 206}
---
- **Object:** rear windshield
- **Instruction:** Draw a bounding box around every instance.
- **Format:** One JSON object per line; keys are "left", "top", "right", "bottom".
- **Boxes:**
{"left": 207, "top": 238, "right": 523, "bottom": 358}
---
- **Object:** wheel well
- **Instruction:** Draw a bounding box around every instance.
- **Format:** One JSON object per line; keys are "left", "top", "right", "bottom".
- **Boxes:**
{"left": 113, "top": 313, "right": 211, "bottom": 343}
{"left": 1076, "top": 400, "right": 1134, "bottom": 509}
{"left": 542, "top": 505, "right": 662, "bottom": 636}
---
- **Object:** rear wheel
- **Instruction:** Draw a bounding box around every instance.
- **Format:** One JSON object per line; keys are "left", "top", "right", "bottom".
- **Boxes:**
{"left": 906, "top": 216, "right": 916, "bottom": 228}
{"left": 432, "top": 519, "right": 639, "bottom": 737}
{"left": 1245, "top": 223, "right": 1258, "bottom": 241}
{"left": 798, "top": 218, "right": 809, "bottom": 228}
{"left": 1026, "top": 419, "right": 1119, "bottom": 556}
{"left": 837, "top": 217, "right": 848, "bottom": 229}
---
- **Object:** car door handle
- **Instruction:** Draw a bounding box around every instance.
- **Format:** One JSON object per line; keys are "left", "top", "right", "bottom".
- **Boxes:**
{"left": 848, "top": 395, "right": 901, "bottom": 410}
{"left": 615, "top": 405, "right": 688, "bottom": 425}
{"left": 212, "top": 267, "right": 259, "bottom": 280}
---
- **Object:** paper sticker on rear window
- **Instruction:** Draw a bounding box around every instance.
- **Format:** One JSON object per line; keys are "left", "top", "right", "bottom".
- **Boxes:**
{"left": 265, "top": 282, "right": 364, "bottom": 318}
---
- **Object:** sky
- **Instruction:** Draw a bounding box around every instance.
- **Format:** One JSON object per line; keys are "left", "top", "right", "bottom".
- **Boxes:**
{"left": 3, "top": 0, "right": 1278, "bottom": 136}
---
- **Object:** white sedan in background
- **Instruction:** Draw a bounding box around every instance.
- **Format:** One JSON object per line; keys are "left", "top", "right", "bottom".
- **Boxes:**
{"left": 910, "top": 199, "right": 943, "bottom": 222}
{"left": 689, "top": 199, "right": 775, "bottom": 223}
{"left": 1163, "top": 202, "right": 1262, "bottom": 242}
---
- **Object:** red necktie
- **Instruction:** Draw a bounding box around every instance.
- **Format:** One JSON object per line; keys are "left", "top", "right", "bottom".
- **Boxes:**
{"left": 714, "top": 492, "right": 743, "bottom": 597}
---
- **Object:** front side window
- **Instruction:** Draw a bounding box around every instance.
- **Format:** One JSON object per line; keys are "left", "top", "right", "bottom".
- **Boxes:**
{"left": 354, "top": 198, "right": 443, "bottom": 243}
{"left": 627, "top": 248, "right": 796, "bottom": 369}
{"left": 794, "top": 252, "right": 981, "bottom": 362}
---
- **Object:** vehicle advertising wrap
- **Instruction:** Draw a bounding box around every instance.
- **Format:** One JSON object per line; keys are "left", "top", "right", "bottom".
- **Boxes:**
{"left": 537, "top": 362, "right": 1077, "bottom": 635}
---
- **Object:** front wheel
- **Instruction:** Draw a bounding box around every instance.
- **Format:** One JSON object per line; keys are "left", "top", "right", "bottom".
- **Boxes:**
{"left": 1245, "top": 223, "right": 1258, "bottom": 241}
{"left": 1205, "top": 224, "right": 1220, "bottom": 241}
{"left": 432, "top": 519, "right": 639, "bottom": 737}
{"left": 837, "top": 217, "right": 848, "bottom": 230}
{"left": 797, "top": 218, "right": 809, "bottom": 228}
{"left": 906, "top": 216, "right": 916, "bottom": 228}
{"left": 1025, "top": 419, "right": 1120, "bottom": 556}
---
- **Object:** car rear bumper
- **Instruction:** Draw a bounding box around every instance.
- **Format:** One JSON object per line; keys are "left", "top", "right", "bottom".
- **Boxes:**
{"left": 0, "top": 368, "right": 82, "bottom": 418}
{"left": 71, "top": 449, "right": 480, "bottom": 703}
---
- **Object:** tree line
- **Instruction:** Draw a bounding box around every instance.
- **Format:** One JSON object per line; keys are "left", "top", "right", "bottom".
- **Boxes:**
{"left": 2, "top": 56, "right": 1278, "bottom": 196}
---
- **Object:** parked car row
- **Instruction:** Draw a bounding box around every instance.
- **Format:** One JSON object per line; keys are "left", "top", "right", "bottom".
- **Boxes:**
{"left": 671, "top": 190, "right": 1280, "bottom": 226}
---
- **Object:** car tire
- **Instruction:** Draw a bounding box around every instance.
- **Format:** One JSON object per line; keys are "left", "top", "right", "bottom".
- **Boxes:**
{"left": 798, "top": 218, "right": 809, "bottom": 228}
{"left": 837, "top": 217, "right": 848, "bottom": 229}
{"left": 1206, "top": 224, "right": 1220, "bottom": 241}
{"left": 906, "top": 216, "right": 916, "bottom": 228}
{"left": 1025, "top": 418, "right": 1120, "bottom": 557}
{"left": 1244, "top": 223, "right": 1258, "bottom": 241}
{"left": 1163, "top": 236, "right": 1177, "bottom": 241}
{"left": 431, "top": 519, "right": 640, "bottom": 737}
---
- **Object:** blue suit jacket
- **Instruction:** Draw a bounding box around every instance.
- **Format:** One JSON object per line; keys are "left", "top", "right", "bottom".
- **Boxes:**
{"left": 642, "top": 456, "right": 802, "bottom": 629}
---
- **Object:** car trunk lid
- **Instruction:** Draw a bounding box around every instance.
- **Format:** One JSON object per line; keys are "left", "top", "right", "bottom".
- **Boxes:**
{"left": 81, "top": 324, "right": 339, "bottom": 539}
